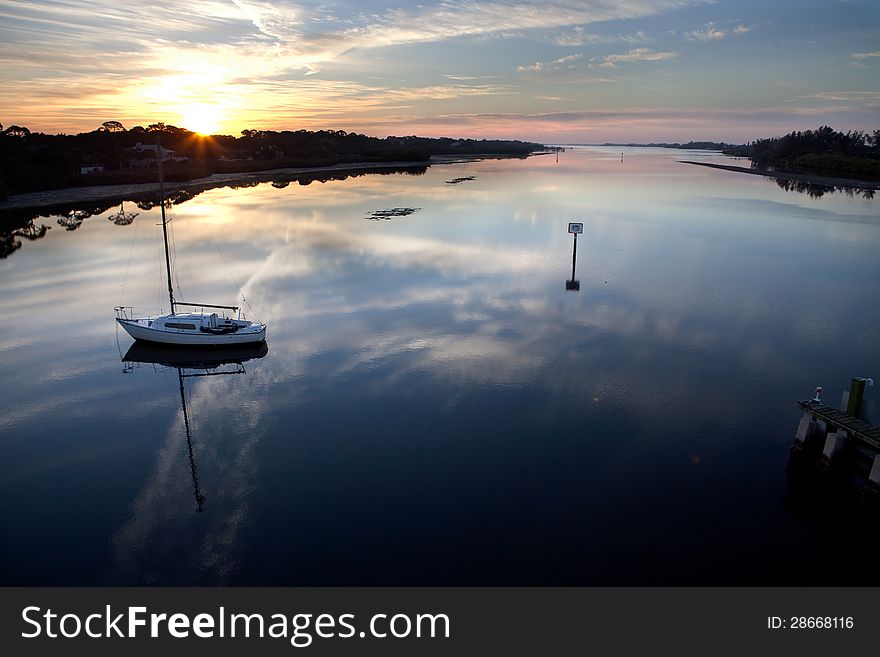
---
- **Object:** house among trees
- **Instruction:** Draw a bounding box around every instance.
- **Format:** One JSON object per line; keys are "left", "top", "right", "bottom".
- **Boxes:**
{"left": 126, "top": 142, "right": 188, "bottom": 168}
{"left": 218, "top": 148, "right": 252, "bottom": 162}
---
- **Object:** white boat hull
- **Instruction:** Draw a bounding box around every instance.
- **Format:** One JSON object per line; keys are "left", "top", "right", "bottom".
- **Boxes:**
{"left": 117, "top": 318, "right": 266, "bottom": 345}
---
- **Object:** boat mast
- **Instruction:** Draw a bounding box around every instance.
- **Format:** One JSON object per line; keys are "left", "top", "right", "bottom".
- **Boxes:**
{"left": 156, "top": 135, "right": 176, "bottom": 313}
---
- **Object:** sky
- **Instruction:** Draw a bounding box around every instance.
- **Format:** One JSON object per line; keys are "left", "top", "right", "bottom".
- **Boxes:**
{"left": 0, "top": 0, "right": 878, "bottom": 143}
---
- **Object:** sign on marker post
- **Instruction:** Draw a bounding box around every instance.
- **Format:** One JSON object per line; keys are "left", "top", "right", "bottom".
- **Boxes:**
{"left": 568, "top": 222, "right": 583, "bottom": 234}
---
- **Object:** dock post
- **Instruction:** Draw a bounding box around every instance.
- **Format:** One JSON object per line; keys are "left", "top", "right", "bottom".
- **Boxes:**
{"left": 821, "top": 430, "right": 849, "bottom": 462}
{"left": 865, "top": 455, "right": 880, "bottom": 502}
{"left": 869, "top": 456, "right": 880, "bottom": 490}
{"left": 794, "top": 413, "right": 816, "bottom": 444}
{"left": 846, "top": 377, "right": 867, "bottom": 417}
{"left": 791, "top": 413, "right": 819, "bottom": 454}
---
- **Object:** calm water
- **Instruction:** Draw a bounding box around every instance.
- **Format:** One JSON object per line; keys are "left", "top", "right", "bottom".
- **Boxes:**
{"left": 1, "top": 147, "right": 878, "bottom": 585}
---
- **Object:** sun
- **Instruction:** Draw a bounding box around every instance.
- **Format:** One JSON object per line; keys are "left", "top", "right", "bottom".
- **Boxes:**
{"left": 180, "top": 104, "right": 223, "bottom": 136}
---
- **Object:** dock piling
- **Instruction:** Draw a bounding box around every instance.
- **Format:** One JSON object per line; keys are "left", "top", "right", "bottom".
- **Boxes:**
{"left": 869, "top": 456, "right": 880, "bottom": 490}
{"left": 795, "top": 414, "right": 816, "bottom": 445}
{"left": 846, "top": 377, "right": 867, "bottom": 417}
{"left": 821, "top": 430, "right": 849, "bottom": 462}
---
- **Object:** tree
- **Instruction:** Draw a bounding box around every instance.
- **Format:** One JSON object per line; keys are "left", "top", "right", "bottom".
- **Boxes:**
{"left": 99, "top": 120, "right": 126, "bottom": 132}
{"left": 3, "top": 125, "right": 31, "bottom": 138}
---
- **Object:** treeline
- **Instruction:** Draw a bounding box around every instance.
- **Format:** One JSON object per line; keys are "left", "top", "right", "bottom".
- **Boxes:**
{"left": 723, "top": 126, "right": 880, "bottom": 180}
{"left": 602, "top": 141, "right": 736, "bottom": 150}
{"left": 0, "top": 121, "right": 542, "bottom": 198}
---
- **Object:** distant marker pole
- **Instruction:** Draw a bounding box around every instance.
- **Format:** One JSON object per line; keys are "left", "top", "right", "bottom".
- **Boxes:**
{"left": 566, "top": 222, "right": 583, "bottom": 291}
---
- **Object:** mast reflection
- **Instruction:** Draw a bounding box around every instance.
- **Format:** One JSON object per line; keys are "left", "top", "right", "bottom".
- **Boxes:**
{"left": 122, "top": 342, "right": 269, "bottom": 512}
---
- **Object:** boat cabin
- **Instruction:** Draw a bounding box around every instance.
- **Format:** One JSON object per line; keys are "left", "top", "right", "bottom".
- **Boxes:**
{"left": 151, "top": 312, "right": 246, "bottom": 334}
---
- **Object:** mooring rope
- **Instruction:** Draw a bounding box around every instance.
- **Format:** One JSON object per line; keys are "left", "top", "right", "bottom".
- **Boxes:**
{"left": 201, "top": 217, "right": 264, "bottom": 324}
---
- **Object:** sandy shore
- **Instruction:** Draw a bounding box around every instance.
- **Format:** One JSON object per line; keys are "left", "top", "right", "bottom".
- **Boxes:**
{"left": 0, "top": 159, "right": 438, "bottom": 213}
{"left": 679, "top": 160, "right": 879, "bottom": 190}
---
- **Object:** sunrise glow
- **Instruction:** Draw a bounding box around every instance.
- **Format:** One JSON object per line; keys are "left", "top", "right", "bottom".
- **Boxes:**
{"left": 179, "top": 104, "right": 224, "bottom": 137}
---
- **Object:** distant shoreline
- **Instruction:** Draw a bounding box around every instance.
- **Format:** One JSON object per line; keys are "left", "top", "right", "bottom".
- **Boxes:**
{"left": 679, "top": 160, "right": 880, "bottom": 190}
{"left": 0, "top": 160, "right": 426, "bottom": 213}
{"left": 7, "top": 153, "right": 872, "bottom": 218}
{"left": 0, "top": 155, "right": 516, "bottom": 214}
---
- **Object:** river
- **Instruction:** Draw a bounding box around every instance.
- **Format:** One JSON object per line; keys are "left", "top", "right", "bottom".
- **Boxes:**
{"left": 1, "top": 146, "right": 878, "bottom": 584}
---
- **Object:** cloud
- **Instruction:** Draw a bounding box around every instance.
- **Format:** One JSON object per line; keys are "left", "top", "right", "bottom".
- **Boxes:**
{"left": 620, "top": 30, "right": 651, "bottom": 44}
{"left": 851, "top": 51, "right": 880, "bottom": 59}
{"left": 517, "top": 53, "right": 583, "bottom": 73}
{"left": 1, "top": 0, "right": 701, "bottom": 133}
{"left": 685, "top": 22, "right": 726, "bottom": 41}
{"left": 685, "top": 21, "right": 751, "bottom": 42}
{"left": 318, "top": 101, "right": 880, "bottom": 143}
{"left": 385, "top": 83, "right": 517, "bottom": 101}
{"left": 553, "top": 26, "right": 611, "bottom": 46}
{"left": 329, "top": 1, "right": 689, "bottom": 51}
{"left": 789, "top": 91, "right": 880, "bottom": 110}
{"left": 3, "top": 1, "right": 693, "bottom": 79}
{"left": 595, "top": 48, "right": 679, "bottom": 68}
{"left": 442, "top": 74, "right": 504, "bottom": 81}
{"left": 553, "top": 27, "right": 650, "bottom": 46}
{"left": 223, "top": 0, "right": 695, "bottom": 69}
{"left": 795, "top": 91, "right": 880, "bottom": 104}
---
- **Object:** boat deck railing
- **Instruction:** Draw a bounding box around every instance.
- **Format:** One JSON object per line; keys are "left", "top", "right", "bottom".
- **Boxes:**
{"left": 115, "top": 306, "right": 160, "bottom": 321}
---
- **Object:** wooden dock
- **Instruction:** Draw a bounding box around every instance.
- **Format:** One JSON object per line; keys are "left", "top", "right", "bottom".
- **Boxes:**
{"left": 792, "top": 381, "right": 880, "bottom": 494}
{"left": 797, "top": 399, "right": 880, "bottom": 451}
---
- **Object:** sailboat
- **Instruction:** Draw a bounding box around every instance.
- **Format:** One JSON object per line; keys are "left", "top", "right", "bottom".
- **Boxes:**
{"left": 115, "top": 139, "right": 266, "bottom": 346}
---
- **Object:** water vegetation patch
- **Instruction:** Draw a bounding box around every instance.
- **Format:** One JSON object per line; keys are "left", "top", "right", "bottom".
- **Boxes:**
{"left": 365, "top": 207, "right": 421, "bottom": 221}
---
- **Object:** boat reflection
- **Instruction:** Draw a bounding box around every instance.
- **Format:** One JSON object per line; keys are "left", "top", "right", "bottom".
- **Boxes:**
{"left": 121, "top": 342, "right": 269, "bottom": 511}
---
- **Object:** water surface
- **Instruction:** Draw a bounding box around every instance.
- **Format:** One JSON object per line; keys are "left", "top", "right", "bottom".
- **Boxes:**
{"left": 1, "top": 147, "right": 878, "bottom": 584}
